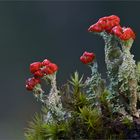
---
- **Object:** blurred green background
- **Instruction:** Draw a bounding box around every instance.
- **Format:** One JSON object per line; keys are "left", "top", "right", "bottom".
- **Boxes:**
{"left": 0, "top": 1, "right": 140, "bottom": 140}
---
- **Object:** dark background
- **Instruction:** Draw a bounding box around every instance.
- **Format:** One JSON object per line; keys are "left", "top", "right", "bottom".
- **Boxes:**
{"left": 0, "top": 1, "right": 140, "bottom": 140}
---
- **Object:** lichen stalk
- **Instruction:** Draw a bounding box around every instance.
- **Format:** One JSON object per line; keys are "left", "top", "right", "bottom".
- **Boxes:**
{"left": 118, "top": 43, "right": 139, "bottom": 117}
{"left": 85, "top": 62, "right": 105, "bottom": 113}
{"left": 33, "top": 84, "right": 45, "bottom": 103}
{"left": 44, "top": 74, "right": 66, "bottom": 123}
{"left": 101, "top": 32, "right": 123, "bottom": 112}
{"left": 136, "top": 62, "right": 140, "bottom": 101}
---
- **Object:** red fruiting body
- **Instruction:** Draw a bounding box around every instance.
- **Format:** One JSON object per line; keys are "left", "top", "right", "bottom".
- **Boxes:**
{"left": 48, "top": 63, "right": 58, "bottom": 72}
{"left": 80, "top": 56, "right": 87, "bottom": 64}
{"left": 111, "top": 25, "right": 123, "bottom": 37}
{"left": 42, "top": 67, "right": 54, "bottom": 75}
{"left": 42, "top": 59, "right": 51, "bottom": 66}
{"left": 41, "top": 59, "right": 58, "bottom": 75}
{"left": 98, "top": 20, "right": 107, "bottom": 29}
{"left": 88, "top": 23, "right": 102, "bottom": 32}
{"left": 111, "top": 26, "right": 135, "bottom": 41}
{"left": 34, "top": 70, "right": 44, "bottom": 78}
{"left": 42, "top": 63, "right": 58, "bottom": 75}
{"left": 30, "top": 62, "right": 41, "bottom": 74}
{"left": 88, "top": 15, "right": 120, "bottom": 33}
{"left": 26, "top": 77, "right": 40, "bottom": 91}
{"left": 121, "top": 27, "right": 135, "bottom": 40}
{"left": 88, "top": 15, "right": 135, "bottom": 40}
{"left": 26, "top": 59, "right": 59, "bottom": 91}
{"left": 80, "top": 51, "right": 95, "bottom": 64}
{"left": 101, "top": 15, "right": 120, "bottom": 32}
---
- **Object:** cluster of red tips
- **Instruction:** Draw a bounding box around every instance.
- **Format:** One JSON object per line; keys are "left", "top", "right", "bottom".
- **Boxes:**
{"left": 111, "top": 26, "right": 135, "bottom": 40}
{"left": 88, "top": 15, "right": 135, "bottom": 41}
{"left": 88, "top": 15, "right": 120, "bottom": 33}
{"left": 30, "top": 59, "right": 58, "bottom": 78}
{"left": 80, "top": 51, "right": 95, "bottom": 64}
{"left": 26, "top": 59, "right": 58, "bottom": 91}
{"left": 26, "top": 77, "right": 40, "bottom": 91}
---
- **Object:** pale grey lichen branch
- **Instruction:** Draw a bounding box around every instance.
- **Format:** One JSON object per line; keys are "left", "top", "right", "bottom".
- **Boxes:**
{"left": 136, "top": 62, "right": 140, "bottom": 101}
{"left": 118, "top": 40, "right": 139, "bottom": 117}
{"left": 33, "top": 84, "right": 45, "bottom": 103}
{"left": 100, "top": 32, "right": 124, "bottom": 113}
{"left": 43, "top": 74, "right": 66, "bottom": 123}
{"left": 33, "top": 73, "right": 67, "bottom": 123}
{"left": 85, "top": 62, "right": 105, "bottom": 112}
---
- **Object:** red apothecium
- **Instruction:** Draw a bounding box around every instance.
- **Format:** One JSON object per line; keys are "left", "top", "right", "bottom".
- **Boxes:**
{"left": 26, "top": 59, "right": 59, "bottom": 91}
{"left": 120, "top": 27, "right": 135, "bottom": 40}
{"left": 42, "top": 59, "right": 51, "bottom": 67}
{"left": 26, "top": 77, "right": 40, "bottom": 91}
{"left": 80, "top": 51, "right": 95, "bottom": 64}
{"left": 42, "top": 63, "right": 58, "bottom": 74}
{"left": 111, "top": 26, "right": 135, "bottom": 40}
{"left": 34, "top": 70, "right": 44, "bottom": 78}
{"left": 30, "top": 62, "right": 42, "bottom": 74}
{"left": 88, "top": 15, "right": 120, "bottom": 33}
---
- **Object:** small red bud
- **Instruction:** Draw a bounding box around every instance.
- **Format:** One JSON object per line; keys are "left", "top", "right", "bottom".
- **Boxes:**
{"left": 30, "top": 62, "right": 41, "bottom": 74}
{"left": 88, "top": 23, "right": 103, "bottom": 32}
{"left": 80, "top": 51, "right": 95, "bottom": 64}
{"left": 48, "top": 63, "right": 58, "bottom": 73}
{"left": 34, "top": 70, "right": 44, "bottom": 78}
{"left": 111, "top": 26, "right": 135, "bottom": 41}
{"left": 26, "top": 77, "right": 40, "bottom": 91}
{"left": 42, "top": 59, "right": 51, "bottom": 66}
{"left": 42, "top": 63, "right": 58, "bottom": 75}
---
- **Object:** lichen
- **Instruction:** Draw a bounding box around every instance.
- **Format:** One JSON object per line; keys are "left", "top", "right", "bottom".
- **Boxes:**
{"left": 118, "top": 43, "right": 139, "bottom": 117}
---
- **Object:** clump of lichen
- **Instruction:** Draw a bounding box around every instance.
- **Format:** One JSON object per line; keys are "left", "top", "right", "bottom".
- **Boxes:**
{"left": 25, "top": 15, "right": 140, "bottom": 140}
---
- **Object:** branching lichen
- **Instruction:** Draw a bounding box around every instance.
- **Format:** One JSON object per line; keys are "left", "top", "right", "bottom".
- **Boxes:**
{"left": 85, "top": 62, "right": 105, "bottom": 112}
{"left": 25, "top": 15, "right": 140, "bottom": 140}
{"left": 118, "top": 41, "right": 139, "bottom": 117}
{"left": 136, "top": 62, "right": 140, "bottom": 101}
{"left": 43, "top": 74, "right": 66, "bottom": 123}
{"left": 101, "top": 32, "right": 124, "bottom": 112}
